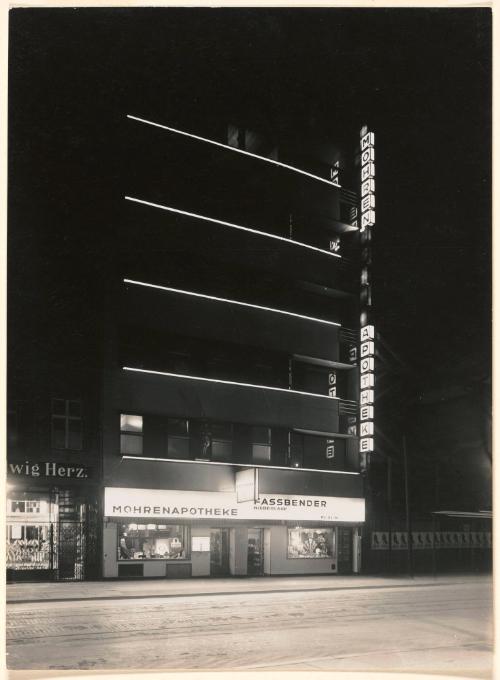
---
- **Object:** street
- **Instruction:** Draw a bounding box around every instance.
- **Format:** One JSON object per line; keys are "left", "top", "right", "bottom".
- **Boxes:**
{"left": 6, "top": 575, "right": 493, "bottom": 675}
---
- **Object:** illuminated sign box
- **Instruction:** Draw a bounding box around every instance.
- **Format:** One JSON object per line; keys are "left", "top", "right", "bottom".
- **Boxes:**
{"left": 360, "top": 358, "right": 374, "bottom": 373}
{"left": 361, "top": 178, "right": 375, "bottom": 196}
{"left": 360, "top": 374, "right": 375, "bottom": 389}
{"left": 361, "top": 132, "right": 375, "bottom": 150}
{"left": 104, "top": 488, "right": 365, "bottom": 523}
{"left": 360, "top": 405, "right": 374, "bottom": 420}
{"left": 360, "top": 422, "right": 374, "bottom": 437}
{"left": 361, "top": 163, "right": 375, "bottom": 181}
{"left": 361, "top": 325, "right": 375, "bottom": 341}
{"left": 360, "top": 389, "right": 374, "bottom": 405}
{"left": 361, "top": 341, "right": 375, "bottom": 357}
{"left": 360, "top": 437, "right": 374, "bottom": 453}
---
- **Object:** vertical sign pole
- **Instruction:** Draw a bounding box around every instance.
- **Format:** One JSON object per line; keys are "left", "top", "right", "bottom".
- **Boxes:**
{"left": 403, "top": 435, "right": 413, "bottom": 578}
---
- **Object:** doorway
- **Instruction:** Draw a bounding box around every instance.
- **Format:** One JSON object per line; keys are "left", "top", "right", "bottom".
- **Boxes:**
{"left": 247, "top": 528, "right": 264, "bottom": 575}
{"left": 210, "top": 528, "right": 229, "bottom": 576}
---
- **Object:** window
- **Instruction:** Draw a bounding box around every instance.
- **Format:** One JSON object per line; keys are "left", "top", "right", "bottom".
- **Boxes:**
{"left": 211, "top": 422, "right": 233, "bottom": 462}
{"left": 287, "top": 528, "right": 335, "bottom": 559}
{"left": 120, "top": 414, "right": 143, "bottom": 455}
{"left": 51, "top": 399, "right": 82, "bottom": 450}
{"left": 167, "top": 418, "right": 190, "bottom": 459}
{"left": 118, "top": 523, "right": 190, "bottom": 560}
{"left": 252, "top": 426, "right": 271, "bottom": 463}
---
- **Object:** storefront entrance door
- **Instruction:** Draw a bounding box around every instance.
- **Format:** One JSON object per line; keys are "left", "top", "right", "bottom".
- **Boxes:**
{"left": 247, "top": 529, "right": 264, "bottom": 575}
{"left": 210, "top": 528, "right": 229, "bottom": 576}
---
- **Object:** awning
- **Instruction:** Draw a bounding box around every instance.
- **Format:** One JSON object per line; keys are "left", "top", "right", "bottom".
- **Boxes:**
{"left": 431, "top": 510, "right": 492, "bottom": 519}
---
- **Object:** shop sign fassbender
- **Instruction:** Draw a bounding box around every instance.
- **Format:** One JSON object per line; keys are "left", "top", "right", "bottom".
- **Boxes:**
{"left": 105, "top": 487, "right": 365, "bottom": 523}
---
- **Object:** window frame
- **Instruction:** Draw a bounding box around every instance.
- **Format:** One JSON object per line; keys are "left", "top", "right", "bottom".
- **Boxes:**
{"left": 120, "top": 413, "right": 144, "bottom": 456}
{"left": 51, "top": 398, "right": 83, "bottom": 451}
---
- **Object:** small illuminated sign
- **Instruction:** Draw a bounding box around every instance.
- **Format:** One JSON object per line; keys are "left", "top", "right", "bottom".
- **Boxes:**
{"left": 360, "top": 373, "right": 375, "bottom": 389}
{"left": 360, "top": 405, "right": 374, "bottom": 420}
{"left": 360, "top": 437, "right": 374, "bottom": 453}
{"left": 360, "top": 389, "right": 374, "bottom": 405}
{"left": 361, "top": 341, "right": 375, "bottom": 357}
{"left": 360, "top": 325, "right": 375, "bottom": 341}
{"left": 360, "top": 357, "right": 374, "bottom": 373}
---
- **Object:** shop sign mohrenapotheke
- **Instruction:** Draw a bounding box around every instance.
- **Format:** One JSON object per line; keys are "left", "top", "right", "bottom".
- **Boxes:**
{"left": 8, "top": 460, "right": 91, "bottom": 479}
{"left": 105, "top": 487, "right": 365, "bottom": 523}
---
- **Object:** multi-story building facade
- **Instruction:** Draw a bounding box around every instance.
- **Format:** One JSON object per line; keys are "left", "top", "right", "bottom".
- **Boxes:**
{"left": 99, "top": 115, "right": 366, "bottom": 579}
{"left": 7, "top": 112, "right": 368, "bottom": 581}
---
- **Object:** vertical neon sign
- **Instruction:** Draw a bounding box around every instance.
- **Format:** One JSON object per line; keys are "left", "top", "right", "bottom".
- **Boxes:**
{"left": 359, "top": 127, "right": 375, "bottom": 470}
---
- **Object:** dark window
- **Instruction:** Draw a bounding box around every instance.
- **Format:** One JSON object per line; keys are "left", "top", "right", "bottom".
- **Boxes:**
{"left": 51, "top": 399, "right": 82, "bottom": 450}
{"left": 211, "top": 422, "right": 233, "bottom": 462}
{"left": 167, "top": 418, "right": 190, "bottom": 459}
{"left": 252, "top": 426, "right": 271, "bottom": 463}
{"left": 120, "top": 414, "right": 143, "bottom": 455}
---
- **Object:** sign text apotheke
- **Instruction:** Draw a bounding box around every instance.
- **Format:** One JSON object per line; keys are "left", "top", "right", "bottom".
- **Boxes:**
{"left": 359, "top": 324, "right": 375, "bottom": 454}
{"left": 8, "top": 461, "right": 90, "bottom": 479}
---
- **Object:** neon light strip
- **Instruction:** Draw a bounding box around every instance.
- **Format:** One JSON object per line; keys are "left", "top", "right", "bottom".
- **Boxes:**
{"left": 123, "top": 279, "right": 341, "bottom": 328}
{"left": 123, "top": 366, "right": 340, "bottom": 400}
{"left": 121, "top": 455, "right": 360, "bottom": 476}
{"left": 125, "top": 196, "right": 341, "bottom": 259}
{"left": 127, "top": 114, "right": 341, "bottom": 188}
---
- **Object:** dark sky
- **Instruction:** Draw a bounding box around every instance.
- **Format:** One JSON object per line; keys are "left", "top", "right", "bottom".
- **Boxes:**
{"left": 9, "top": 7, "right": 491, "bottom": 393}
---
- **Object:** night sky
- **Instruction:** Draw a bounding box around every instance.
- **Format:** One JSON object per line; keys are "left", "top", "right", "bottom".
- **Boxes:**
{"left": 8, "top": 8, "right": 492, "bottom": 501}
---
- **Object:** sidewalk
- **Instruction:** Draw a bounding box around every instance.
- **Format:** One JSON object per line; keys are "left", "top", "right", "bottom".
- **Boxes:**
{"left": 6, "top": 572, "right": 491, "bottom": 605}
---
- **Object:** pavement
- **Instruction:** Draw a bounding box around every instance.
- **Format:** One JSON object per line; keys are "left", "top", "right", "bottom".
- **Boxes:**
{"left": 6, "top": 571, "right": 490, "bottom": 604}
{"left": 6, "top": 574, "right": 493, "bottom": 674}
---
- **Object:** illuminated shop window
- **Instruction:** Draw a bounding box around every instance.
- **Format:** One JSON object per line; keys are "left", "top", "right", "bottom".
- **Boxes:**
{"left": 252, "top": 426, "right": 271, "bottom": 463}
{"left": 287, "top": 528, "right": 335, "bottom": 559}
{"left": 167, "top": 418, "right": 190, "bottom": 459}
{"left": 51, "top": 399, "right": 83, "bottom": 450}
{"left": 118, "top": 523, "right": 190, "bottom": 560}
{"left": 120, "top": 414, "right": 143, "bottom": 455}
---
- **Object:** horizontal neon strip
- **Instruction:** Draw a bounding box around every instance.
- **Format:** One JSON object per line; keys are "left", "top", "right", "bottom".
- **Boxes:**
{"left": 122, "top": 455, "right": 360, "bottom": 476}
{"left": 123, "top": 279, "right": 341, "bottom": 327}
{"left": 125, "top": 196, "right": 342, "bottom": 259}
{"left": 123, "top": 366, "right": 339, "bottom": 400}
{"left": 127, "top": 114, "right": 341, "bottom": 188}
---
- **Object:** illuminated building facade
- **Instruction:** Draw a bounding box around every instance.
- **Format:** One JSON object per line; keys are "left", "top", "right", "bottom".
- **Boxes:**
{"left": 99, "top": 114, "right": 369, "bottom": 578}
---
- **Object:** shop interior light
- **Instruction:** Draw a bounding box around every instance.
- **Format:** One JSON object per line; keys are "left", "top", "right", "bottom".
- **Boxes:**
{"left": 121, "top": 454, "right": 360, "bottom": 476}
{"left": 123, "top": 279, "right": 341, "bottom": 328}
{"left": 123, "top": 366, "right": 339, "bottom": 400}
{"left": 127, "top": 114, "right": 341, "bottom": 188}
{"left": 125, "top": 196, "right": 342, "bottom": 259}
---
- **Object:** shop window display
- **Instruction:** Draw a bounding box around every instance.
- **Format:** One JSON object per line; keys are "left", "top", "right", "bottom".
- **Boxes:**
{"left": 118, "top": 523, "right": 189, "bottom": 560}
{"left": 287, "top": 528, "right": 334, "bottom": 559}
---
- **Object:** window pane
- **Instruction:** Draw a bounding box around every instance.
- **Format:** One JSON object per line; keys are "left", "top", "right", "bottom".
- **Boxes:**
{"left": 169, "top": 418, "right": 189, "bottom": 437}
{"left": 120, "top": 433, "right": 143, "bottom": 455}
{"left": 252, "top": 426, "right": 271, "bottom": 444}
{"left": 52, "top": 399, "right": 66, "bottom": 416}
{"left": 120, "top": 414, "right": 143, "bottom": 432}
{"left": 68, "top": 401, "right": 81, "bottom": 417}
{"left": 287, "top": 528, "right": 334, "bottom": 559}
{"left": 168, "top": 436, "right": 190, "bottom": 459}
{"left": 212, "top": 440, "right": 232, "bottom": 462}
{"left": 68, "top": 420, "right": 82, "bottom": 450}
{"left": 252, "top": 444, "right": 271, "bottom": 463}
{"left": 118, "top": 523, "right": 189, "bottom": 560}
{"left": 52, "top": 417, "right": 66, "bottom": 448}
